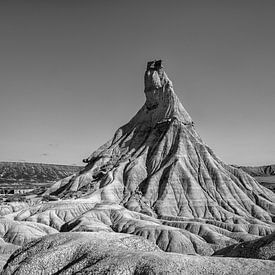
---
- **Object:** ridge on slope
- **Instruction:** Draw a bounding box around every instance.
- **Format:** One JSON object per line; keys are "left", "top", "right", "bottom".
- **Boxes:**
{"left": 213, "top": 231, "right": 275, "bottom": 260}
{"left": 45, "top": 60, "right": 274, "bottom": 235}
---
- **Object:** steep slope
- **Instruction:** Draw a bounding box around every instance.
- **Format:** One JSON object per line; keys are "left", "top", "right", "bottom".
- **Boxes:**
{"left": 0, "top": 217, "right": 58, "bottom": 271}
{"left": 46, "top": 60, "right": 274, "bottom": 228}
{"left": 1, "top": 60, "right": 275, "bottom": 274}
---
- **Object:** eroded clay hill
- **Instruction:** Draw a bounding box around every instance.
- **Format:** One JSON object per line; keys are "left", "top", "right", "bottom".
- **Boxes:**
{"left": 46, "top": 60, "right": 274, "bottom": 227}
{"left": 1, "top": 60, "right": 275, "bottom": 274}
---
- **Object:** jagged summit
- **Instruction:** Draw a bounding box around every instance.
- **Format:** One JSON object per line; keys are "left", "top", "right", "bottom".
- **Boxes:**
{"left": 46, "top": 60, "right": 274, "bottom": 237}
{"left": 143, "top": 59, "right": 193, "bottom": 126}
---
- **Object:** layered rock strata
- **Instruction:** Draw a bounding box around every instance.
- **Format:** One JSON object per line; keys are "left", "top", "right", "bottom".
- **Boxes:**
{"left": 46, "top": 60, "right": 274, "bottom": 231}
{"left": 1, "top": 60, "right": 275, "bottom": 274}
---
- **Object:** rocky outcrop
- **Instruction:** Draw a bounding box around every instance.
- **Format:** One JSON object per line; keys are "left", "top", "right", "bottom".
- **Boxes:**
{"left": 214, "top": 232, "right": 275, "bottom": 260}
{"left": 0, "top": 217, "right": 58, "bottom": 271}
{"left": 1, "top": 60, "right": 275, "bottom": 273}
{"left": 12, "top": 201, "right": 213, "bottom": 255}
{"left": 0, "top": 217, "right": 58, "bottom": 246}
{"left": 3, "top": 232, "right": 275, "bottom": 275}
{"left": 0, "top": 202, "right": 29, "bottom": 216}
{"left": 9, "top": 199, "right": 273, "bottom": 254}
{"left": 45, "top": 60, "right": 274, "bottom": 235}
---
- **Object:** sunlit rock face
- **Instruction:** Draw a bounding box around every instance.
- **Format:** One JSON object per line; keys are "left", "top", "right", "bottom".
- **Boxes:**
{"left": 1, "top": 60, "right": 274, "bottom": 274}
{"left": 45, "top": 60, "right": 274, "bottom": 229}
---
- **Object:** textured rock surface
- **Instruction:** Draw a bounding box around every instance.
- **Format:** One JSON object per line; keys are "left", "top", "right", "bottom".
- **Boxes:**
{"left": 1, "top": 60, "right": 275, "bottom": 273}
{"left": 3, "top": 232, "right": 275, "bottom": 275}
{"left": 11, "top": 201, "right": 212, "bottom": 255}
{"left": 0, "top": 239, "right": 19, "bottom": 271}
{"left": 45, "top": 60, "right": 275, "bottom": 236}
{"left": 0, "top": 202, "right": 29, "bottom": 216}
{"left": 13, "top": 200, "right": 97, "bottom": 230}
{"left": 214, "top": 231, "right": 275, "bottom": 260}
{"left": 236, "top": 164, "right": 275, "bottom": 193}
{"left": 0, "top": 217, "right": 58, "bottom": 246}
{"left": 0, "top": 217, "right": 57, "bottom": 272}
{"left": 10, "top": 199, "right": 273, "bottom": 254}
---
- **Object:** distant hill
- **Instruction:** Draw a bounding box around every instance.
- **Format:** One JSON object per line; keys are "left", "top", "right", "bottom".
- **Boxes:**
{"left": 0, "top": 162, "right": 82, "bottom": 184}
{"left": 234, "top": 164, "right": 275, "bottom": 193}
{"left": 234, "top": 165, "right": 275, "bottom": 177}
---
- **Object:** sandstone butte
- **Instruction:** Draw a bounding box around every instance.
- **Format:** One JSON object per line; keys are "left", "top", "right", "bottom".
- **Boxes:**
{"left": 1, "top": 60, "right": 275, "bottom": 274}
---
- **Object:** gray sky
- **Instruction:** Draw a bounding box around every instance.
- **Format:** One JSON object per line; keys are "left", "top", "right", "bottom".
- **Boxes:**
{"left": 0, "top": 0, "right": 274, "bottom": 166}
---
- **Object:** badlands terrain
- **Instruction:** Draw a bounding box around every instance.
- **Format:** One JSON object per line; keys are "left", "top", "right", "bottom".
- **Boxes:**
{"left": 0, "top": 60, "right": 274, "bottom": 274}
{"left": 0, "top": 162, "right": 81, "bottom": 184}
{"left": 235, "top": 164, "right": 275, "bottom": 193}
{"left": 0, "top": 162, "right": 81, "bottom": 203}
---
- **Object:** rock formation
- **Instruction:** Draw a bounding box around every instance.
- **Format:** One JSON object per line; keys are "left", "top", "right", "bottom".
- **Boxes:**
{"left": 46, "top": 60, "right": 274, "bottom": 231}
{"left": 3, "top": 232, "right": 275, "bottom": 275}
{"left": 1, "top": 60, "right": 275, "bottom": 274}
{"left": 214, "top": 231, "right": 275, "bottom": 260}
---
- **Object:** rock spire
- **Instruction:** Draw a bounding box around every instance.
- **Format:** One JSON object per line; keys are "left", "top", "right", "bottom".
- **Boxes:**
{"left": 46, "top": 60, "right": 274, "bottom": 235}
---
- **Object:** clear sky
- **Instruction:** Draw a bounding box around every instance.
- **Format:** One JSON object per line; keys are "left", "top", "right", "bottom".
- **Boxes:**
{"left": 0, "top": 0, "right": 274, "bottom": 166}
